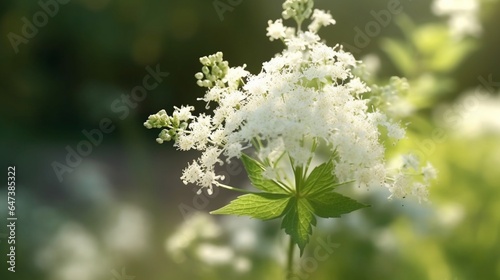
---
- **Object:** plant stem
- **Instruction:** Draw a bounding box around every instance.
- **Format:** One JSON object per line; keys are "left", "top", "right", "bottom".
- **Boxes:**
{"left": 286, "top": 236, "right": 295, "bottom": 279}
{"left": 216, "top": 183, "right": 255, "bottom": 194}
{"left": 294, "top": 165, "right": 303, "bottom": 195}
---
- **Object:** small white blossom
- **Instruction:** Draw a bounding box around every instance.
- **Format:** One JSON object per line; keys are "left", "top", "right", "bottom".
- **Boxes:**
{"left": 422, "top": 162, "right": 438, "bottom": 182}
{"left": 308, "top": 9, "right": 336, "bottom": 33}
{"left": 180, "top": 161, "right": 203, "bottom": 185}
{"left": 412, "top": 182, "right": 429, "bottom": 203}
{"left": 267, "top": 19, "right": 287, "bottom": 41}
{"left": 172, "top": 106, "right": 194, "bottom": 122}
{"left": 224, "top": 142, "right": 244, "bottom": 160}
{"left": 388, "top": 173, "right": 412, "bottom": 200}
{"left": 200, "top": 147, "right": 222, "bottom": 168}
{"left": 224, "top": 65, "right": 249, "bottom": 90}
{"left": 347, "top": 77, "right": 370, "bottom": 96}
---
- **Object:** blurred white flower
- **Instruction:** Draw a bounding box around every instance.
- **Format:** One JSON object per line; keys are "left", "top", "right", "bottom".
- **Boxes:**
{"left": 166, "top": 212, "right": 221, "bottom": 263}
{"left": 233, "top": 257, "right": 252, "bottom": 273}
{"left": 386, "top": 155, "right": 436, "bottom": 203}
{"left": 432, "top": 0, "right": 482, "bottom": 39}
{"left": 36, "top": 223, "right": 110, "bottom": 280}
{"left": 196, "top": 243, "right": 234, "bottom": 265}
{"left": 221, "top": 216, "right": 259, "bottom": 252}
{"left": 442, "top": 91, "right": 500, "bottom": 137}
{"left": 103, "top": 205, "right": 150, "bottom": 256}
{"left": 166, "top": 213, "right": 276, "bottom": 273}
{"left": 402, "top": 154, "right": 420, "bottom": 171}
{"left": 436, "top": 203, "right": 465, "bottom": 229}
{"left": 422, "top": 162, "right": 438, "bottom": 182}
{"left": 361, "top": 54, "right": 381, "bottom": 76}
{"left": 373, "top": 229, "right": 398, "bottom": 252}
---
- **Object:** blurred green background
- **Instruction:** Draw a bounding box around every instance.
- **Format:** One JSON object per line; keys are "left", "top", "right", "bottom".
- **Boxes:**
{"left": 1, "top": 0, "right": 500, "bottom": 279}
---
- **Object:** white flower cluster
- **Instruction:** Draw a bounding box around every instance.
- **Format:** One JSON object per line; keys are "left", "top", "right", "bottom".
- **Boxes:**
{"left": 267, "top": 8, "right": 336, "bottom": 41}
{"left": 388, "top": 155, "right": 437, "bottom": 203}
{"left": 145, "top": 1, "right": 434, "bottom": 202}
{"left": 432, "top": 0, "right": 482, "bottom": 39}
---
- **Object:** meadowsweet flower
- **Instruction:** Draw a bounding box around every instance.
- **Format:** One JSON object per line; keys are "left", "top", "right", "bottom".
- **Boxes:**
{"left": 308, "top": 9, "right": 336, "bottom": 32}
{"left": 282, "top": 0, "right": 314, "bottom": 25}
{"left": 267, "top": 19, "right": 288, "bottom": 41}
{"left": 172, "top": 106, "right": 194, "bottom": 122}
{"left": 145, "top": 0, "right": 434, "bottom": 203}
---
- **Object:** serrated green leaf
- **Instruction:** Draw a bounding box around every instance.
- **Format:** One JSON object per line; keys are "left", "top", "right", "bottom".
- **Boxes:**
{"left": 211, "top": 193, "right": 291, "bottom": 220}
{"left": 302, "top": 160, "right": 351, "bottom": 196}
{"left": 302, "top": 160, "right": 335, "bottom": 195}
{"left": 307, "top": 191, "right": 368, "bottom": 218}
{"left": 281, "top": 198, "right": 316, "bottom": 255}
{"left": 241, "top": 154, "right": 288, "bottom": 194}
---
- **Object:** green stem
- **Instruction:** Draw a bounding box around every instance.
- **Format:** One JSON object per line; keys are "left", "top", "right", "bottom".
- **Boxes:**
{"left": 303, "top": 138, "right": 318, "bottom": 176}
{"left": 275, "top": 180, "right": 294, "bottom": 194}
{"left": 294, "top": 165, "right": 303, "bottom": 195}
{"left": 286, "top": 237, "right": 295, "bottom": 278}
{"left": 216, "top": 183, "right": 255, "bottom": 194}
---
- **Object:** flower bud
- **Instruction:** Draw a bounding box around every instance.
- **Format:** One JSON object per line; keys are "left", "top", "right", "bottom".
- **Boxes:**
{"left": 203, "top": 80, "right": 212, "bottom": 88}
{"left": 195, "top": 72, "right": 204, "bottom": 80}
{"left": 200, "top": 56, "right": 210, "bottom": 65}
{"left": 212, "top": 65, "right": 221, "bottom": 76}
{"left": 202, "top": 66, "right": 210, "bottom": 75}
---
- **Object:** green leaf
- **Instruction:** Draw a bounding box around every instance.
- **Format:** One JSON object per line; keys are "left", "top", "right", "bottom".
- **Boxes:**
{"left": 411, "top": 24, "right": 449, "bottom": 56}
{"left": 302, "top": 160, "right": 351, "bottom": 196}
{"left": 428, "top": 40, "right": 477, "bottom": 73}
{"left": 381, "top": 38, "right": 417, "bottom": 77}
{"left": 214, "top": 155, "right": 368, "bottom": 256}
{"left": 281, "top": 198, "right": 316, "bottom": 255}
{"left": 241, "top": 154, "right": 288, "bottom": 194}
{"left": 307, "top": 191, "right": 368, "bottom": 218}
{"left": 302, "top": 160, "right": 335, "bottom": 194}
{"left": 211, "top": 193, "right": 291, "bottom": 220}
